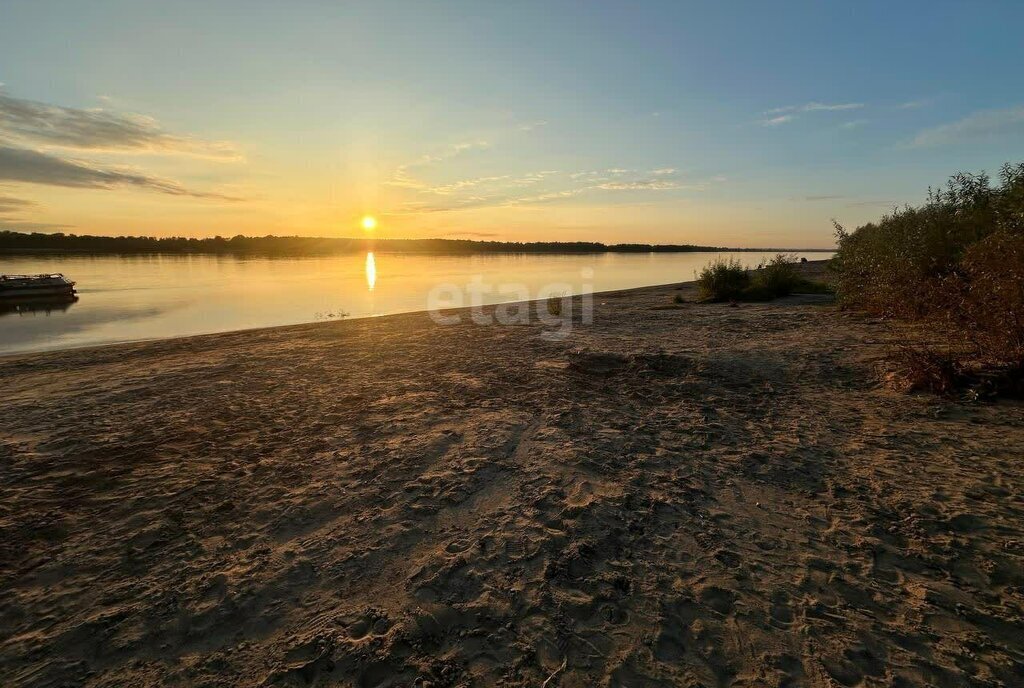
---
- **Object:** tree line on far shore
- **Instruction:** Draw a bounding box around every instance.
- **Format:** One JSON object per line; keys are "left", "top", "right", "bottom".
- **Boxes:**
{"left": 0, "top": 231, "right": 826, "bottom": 256}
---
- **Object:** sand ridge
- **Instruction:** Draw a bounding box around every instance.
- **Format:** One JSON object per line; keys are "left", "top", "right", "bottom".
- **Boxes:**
{"left": 1, "top": 274, "right": 1023, "bottom": 687}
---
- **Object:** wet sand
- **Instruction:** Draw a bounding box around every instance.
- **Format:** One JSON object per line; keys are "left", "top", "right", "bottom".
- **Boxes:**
{"left": 2, "top": 263, "right": 1023, "bottom": 687}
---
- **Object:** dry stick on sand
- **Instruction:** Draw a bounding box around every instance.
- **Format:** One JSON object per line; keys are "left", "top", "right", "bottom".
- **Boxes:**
{"left": 542, "top": 657, "right": 568, "bottom": 688}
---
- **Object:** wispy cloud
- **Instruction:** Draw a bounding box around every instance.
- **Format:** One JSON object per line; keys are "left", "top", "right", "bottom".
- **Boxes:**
{"left": 0, "top": 145, "right": 240, "bottom": 200}
{"left": 896, "top": 98, "right": 933, "bottom": 110}
{"left": 518, "top": 120, "right": 548, "bottom": 132}
{"left": 0, "top": 193, "right": 34, "bottom": 213}
{"left": 386, "top": 133, "right": 720, "bottom": 216}
{"left": 767, "top": 102, "right": 864, "bottom": 115}
{"left": 0, "top": 192, "right": 70, "bottom": 231}
{"left": 803, "top": 194, "right": 846, "bottom": 201}
{"left": 910, "top": 106, "right": 1024, "bottom": 147}
{"left": 762, "top": 102, "right": 864, "bottom": 126}
{"left": 597, "top": 179, "right": 681, "bottom": 191}
{"left": 803, "top": 102, "right": 864, "bottom": 112}
{"left": 0, "top": 91, "right": 242, "bottom": 160}
{"left": 440, "top": 231, "right": 501, "bottom": 238}
{"left": 839, "top": 119, "right": 869, "bottom": 129}
{"left": 426, "top": 175, "right": 511, "bottom": 195}
{"left": 391, "top": 170, "right": 724, "bottom": 214}
{"left": 385, "top": 141, "right": 491, "bottom": 190}
{"left": 0, "top": 218, "right": 70, "bottom": 231}
{"left": 846, "top": 199, "right": 897, "bottom": 208}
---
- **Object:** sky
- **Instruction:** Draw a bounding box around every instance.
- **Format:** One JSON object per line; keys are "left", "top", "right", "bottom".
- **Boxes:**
{"left": 1, "top": 0, "right": 1023, "bottom": 248}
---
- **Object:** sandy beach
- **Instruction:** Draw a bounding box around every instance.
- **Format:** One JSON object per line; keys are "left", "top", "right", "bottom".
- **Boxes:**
{"left": 2, "top": 264, "right": 1023, "bottom": 687}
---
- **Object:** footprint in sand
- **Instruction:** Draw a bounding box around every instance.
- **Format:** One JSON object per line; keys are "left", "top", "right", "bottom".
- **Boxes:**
{"left": 444, "top": 538, "right": 472, "bottom": 554}
{"left": 598, "top": 602, "right": 630, "bottom": 626}
{"left": 713, "top": 548, "right": 742, "bottom": 569}
{"left": 697, "top": 585, "right": 737, "bottom": 616}
{"left": 345, "top": 609, "right": 391, "bottom": 641}
{"left": 769, "top": 590, "right": 795, "bottom": 625}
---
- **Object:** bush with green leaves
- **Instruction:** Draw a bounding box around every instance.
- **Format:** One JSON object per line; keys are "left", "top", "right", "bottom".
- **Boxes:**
{"left": 832, "top": 162, "right": 1024, "bottom": 393}
{"left": 832, "top": 162, "right": 1024, "bottom": 318}
{"left": 697, "top": 254, "right": 827, "bottom": 302}
{"left": 754, "top": 253, "right": 801, "bottom": 297}
{"left": 696, "top": 257, "right": 750, "bottom": 301}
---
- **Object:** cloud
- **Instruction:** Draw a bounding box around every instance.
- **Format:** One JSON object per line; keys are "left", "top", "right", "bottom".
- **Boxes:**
{"left": 839, "top": 119, "right": 868, "bottom": 129}
{"left": 0, "top": 193, "right": 34, "bottom": 213}
{"left": 0, "top": 192, "right": 71, "bottom": 231}
{"left": 803, "top": 195, "right": 846, "bottom": 201}
{"left": 426, "top": 175, "right": 511, "bottom": 195}
{"left": 802, "top": 102, "right": 864, "bottom": 112}
{"left": 440, "top": 231, "right": 500, "bottom": 238}
{"left": 910, "top": 106, "right": 1024, "bottom": 147}
{"left": 385, "top": 140, "right": 491, "bottom": 189}
{"left": 0, "top": 145, "right": 240, "bottom": 200}
{"left": 518, "top": 120, "right": 547, "bottom": 132}
{"left": 762, "top": 102, "right": 864, "bottom": 126}
{"left": 397, "top": 171, "right": 724, "bottom": 213}
{"left": 846, "top": 199, "right": 897, "bottom": 208}
{"left": 513, "top": 189, "right": 587, "bottom": 204}
{"left": 767, "top": 102, "right": 864, "bottom": 115}
{"left": 0, "top": 218, "right": 70, "bottom": 231}
{"left": 597, "top": 179, "right": 681, "bottom": 191}
{"left": 650, "top": 168, "right": 677, "bottom": 176}
{"left": 896, "top": 99, "right": 932, "bottom": 110}
{"left": 0, "top": 91, "right": 241, "bottom": 160}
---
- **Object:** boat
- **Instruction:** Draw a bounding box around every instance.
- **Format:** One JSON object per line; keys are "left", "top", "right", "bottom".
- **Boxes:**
{"left": 0, "top": 273, "right": 77, "bottom": 298}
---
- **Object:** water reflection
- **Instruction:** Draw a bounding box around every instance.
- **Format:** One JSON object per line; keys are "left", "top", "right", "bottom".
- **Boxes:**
{"left": 0, "top": 250, "right": 833, "bottom": 355}
{"left": 0, "top": 295, "right": 79, "bottom": 318}
{"left": 365, "top": 252, "right": 377, "bottom": 291}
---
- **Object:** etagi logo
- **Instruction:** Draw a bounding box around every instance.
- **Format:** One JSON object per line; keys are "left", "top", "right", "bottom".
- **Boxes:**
{"left": 426, "top": 268, "right": 594, "bottom": 340}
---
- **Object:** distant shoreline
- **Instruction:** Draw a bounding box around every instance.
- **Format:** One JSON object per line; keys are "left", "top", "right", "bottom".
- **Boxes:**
{"left": 0, "top": 230, "right": 834, "bottom": 257}
{"left": 0, "top": 247, "right": 837, "bottom": 256}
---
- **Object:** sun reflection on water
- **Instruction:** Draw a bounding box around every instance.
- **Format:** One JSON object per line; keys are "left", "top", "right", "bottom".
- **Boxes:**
{"left": 365, "top": 251, "right": 376, "bottom": 291}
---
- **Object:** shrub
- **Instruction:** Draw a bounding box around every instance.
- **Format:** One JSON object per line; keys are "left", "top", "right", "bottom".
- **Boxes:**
{"left": 832, "top": 162, "right": 1024, "bottom": 319}
{"left": 696, "top": 257, "right": 750, "bottom": 301}
{"left": 697, "top": 254, "right": 829, "bottom": 302}
{"left": 890, "top": 345, "right": 966, "bottom": 396}
{"left": 950, "top": 231, "right": 1024, "bottom": 364}
{"left": 754, "top": 254, "right": 801, "bottom": 297}
{"left": 832, "top": 162, "right": 1024, "bottom": 395}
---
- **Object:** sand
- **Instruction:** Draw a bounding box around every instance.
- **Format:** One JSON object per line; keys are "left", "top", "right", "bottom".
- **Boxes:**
{"left": 2, "top": 263, "right": 1023, "bottom": 687}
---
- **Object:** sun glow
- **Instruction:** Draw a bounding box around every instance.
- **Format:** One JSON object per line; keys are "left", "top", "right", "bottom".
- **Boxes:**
{"left": 361, "top": 215, "right": 377, "bottom": 232}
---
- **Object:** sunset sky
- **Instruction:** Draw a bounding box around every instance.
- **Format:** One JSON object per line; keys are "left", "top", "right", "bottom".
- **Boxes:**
{"left": 2, "top": 0, "right": 1023, "bottom": 247}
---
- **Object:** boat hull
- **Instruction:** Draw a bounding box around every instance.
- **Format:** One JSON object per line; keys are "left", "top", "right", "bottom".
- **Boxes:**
{"left": 0, "top": 285, "right": 77, "bottom": 298}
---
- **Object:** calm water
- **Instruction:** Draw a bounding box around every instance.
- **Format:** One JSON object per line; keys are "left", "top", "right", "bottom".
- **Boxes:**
{"left": 0, "top": 251, "right": 832, "bottom": 354}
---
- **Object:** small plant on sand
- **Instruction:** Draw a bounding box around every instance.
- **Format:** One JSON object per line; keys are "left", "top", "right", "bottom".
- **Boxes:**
{"left": 890, "top": 345, "right": 965, "bottom": 396}
{"left": 546, "top": 292, "right": 567, "bottom": 316}
{"left": 696, "top": 257, "right": 750, "bottom": 301}
{"left": 314, "top": 309, "right": 350, "bottom": 321}
{"left": 673, "top": 293, "right": 686, "bottom": 304}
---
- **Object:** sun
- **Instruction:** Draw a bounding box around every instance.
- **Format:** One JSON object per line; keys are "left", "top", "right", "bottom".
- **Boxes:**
{"left": 361, "top": 215, "right": 377, "bottom": 232}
